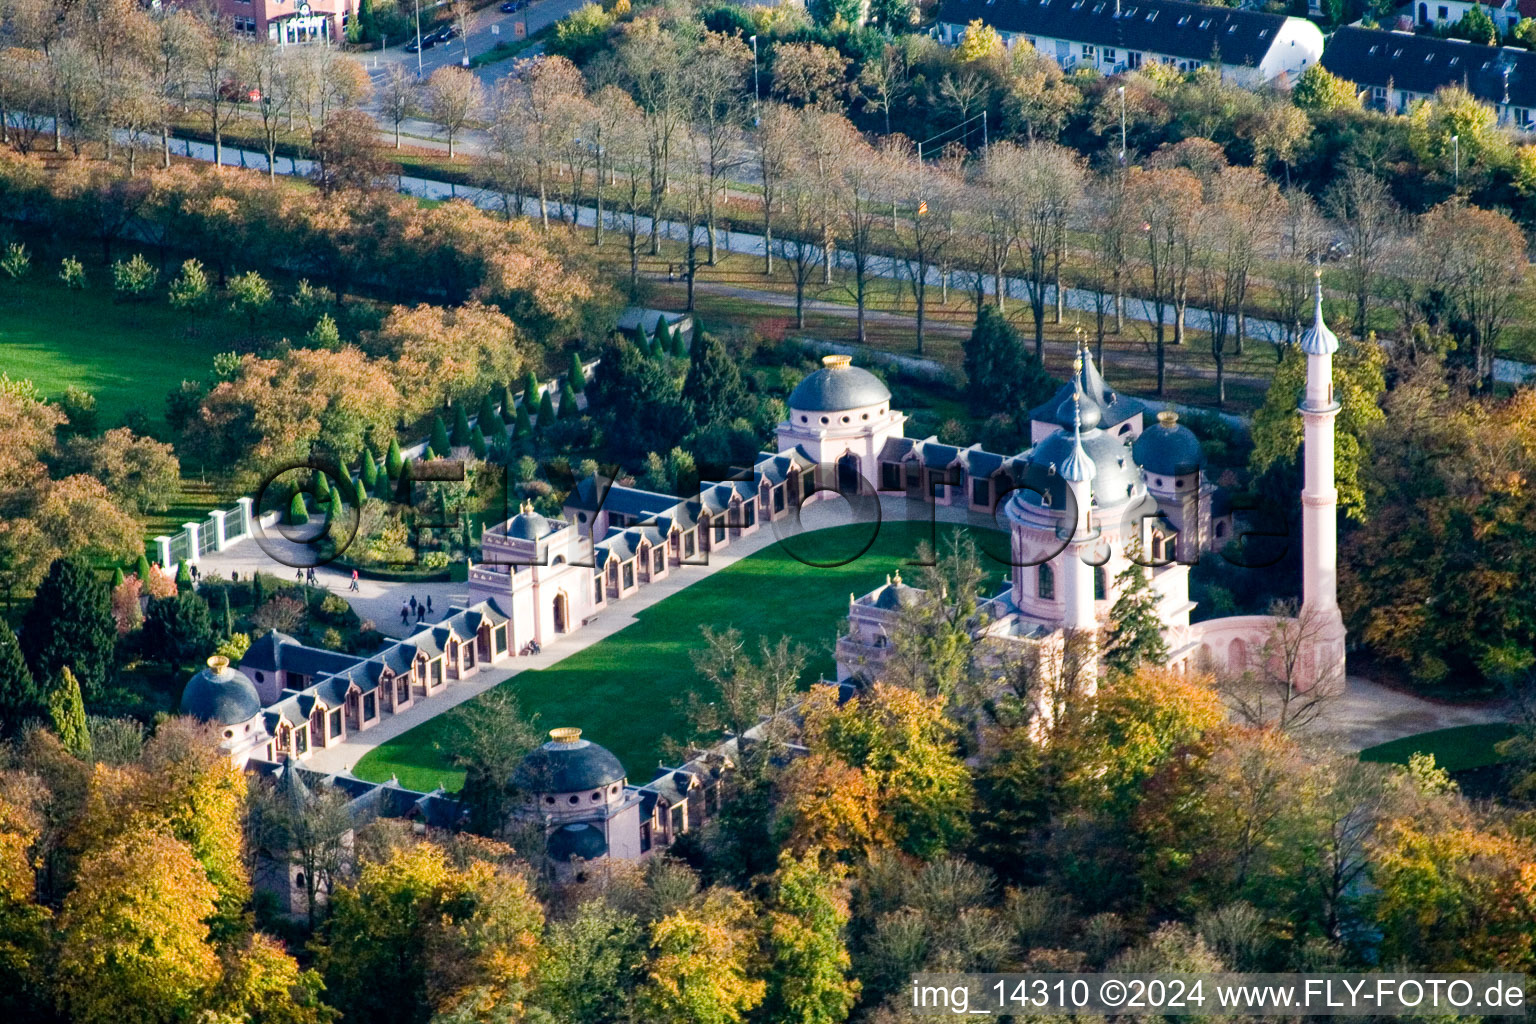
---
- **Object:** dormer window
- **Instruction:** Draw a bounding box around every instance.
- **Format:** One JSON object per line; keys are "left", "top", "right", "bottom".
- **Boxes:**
{"left": 1199, "top": 17, "right": 1211, "bottom": 27}
{"left": 1146, "top": 9, "right": 1156, "bottom": 19}
{"left": 1178, "top": 14, "right": 1189, "bottom": 24}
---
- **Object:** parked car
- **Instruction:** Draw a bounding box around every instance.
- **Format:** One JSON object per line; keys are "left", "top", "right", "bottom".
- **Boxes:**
{"left": 434, "top": 23, "right": 459, "bottom": 40}
{"left": 404, "top": 33, "right": 436, "bottom": 51}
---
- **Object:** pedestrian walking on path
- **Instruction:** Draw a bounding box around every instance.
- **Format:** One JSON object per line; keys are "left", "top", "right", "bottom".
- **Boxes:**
{"left": 350, "top": 570, "right": 360, "bottom": 592}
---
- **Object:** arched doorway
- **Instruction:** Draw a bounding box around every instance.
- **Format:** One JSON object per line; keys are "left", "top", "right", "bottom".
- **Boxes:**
{"left": 1228, "top": 638, "right": 1247, "bottom": 670}
{"left": 837, "top": 452, "right": 860, "bottom": 496}
{"left": 554, "top": 592, "right": 569, "bottom": 633}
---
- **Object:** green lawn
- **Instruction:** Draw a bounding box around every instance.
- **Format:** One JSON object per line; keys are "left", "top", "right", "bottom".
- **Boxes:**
{"left": 0, "top": 271, "right": 245, "bottom": 430}
{"left": 352, "top": 521, "right": 1007, "bottom": 792}
{"left": 1359, "top": 722, "right": 1518, "bottom": 774}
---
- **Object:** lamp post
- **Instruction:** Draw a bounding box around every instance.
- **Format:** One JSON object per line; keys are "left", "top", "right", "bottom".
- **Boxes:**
{"left": 414, "top": 0, "right": 423, "bottom": 78}
{"left": 749, "top": 35, "right": 760, "bottom": 125}
{"left": 1452, "top": 133, "right": 1460, "bottom": 189}
{"left": 1117, "top": 85, "right": 1127, "bottom": 165}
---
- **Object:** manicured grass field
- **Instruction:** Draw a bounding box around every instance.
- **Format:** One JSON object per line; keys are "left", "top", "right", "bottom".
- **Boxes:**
{"left": 0, "top": 272, "right": 244, "bottom": 430}
{"left": 1359, "top": 722, "right": 1517, "bottom": 773}
{"left": 352, "top": 521, "right": 1007, "bottom": 792}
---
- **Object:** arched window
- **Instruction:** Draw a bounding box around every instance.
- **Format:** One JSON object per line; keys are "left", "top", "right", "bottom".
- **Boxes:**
{"left": 1038, "top": 564, "right": 1055, "bottom": 600}
{"left": 1094, "top": 565, "right": 1106, "bottom": 600}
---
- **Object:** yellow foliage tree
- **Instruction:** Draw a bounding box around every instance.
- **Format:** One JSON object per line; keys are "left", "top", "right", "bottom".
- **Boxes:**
{"left": 956, "top": 19, "right": 1004, "bottom": 63}
{"left": 637, "top": 888, "right": 766, "bottom": 1024}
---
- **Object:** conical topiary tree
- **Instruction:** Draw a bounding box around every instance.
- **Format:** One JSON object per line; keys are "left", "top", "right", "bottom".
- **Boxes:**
{"left": 423, "top": 446, "right": 437, "bottom": 462}
{"left": 395, "top": 459, "right": 414, "bottom": 503}
{"left": 567, "top": 351, "right": 586, "bottom": 392}
{"left": 135, "top": 552, "right": 152, "bottom": 582}
{"left": 523, "top": 371, "right": 539, "bottom": 406}
{"left": 657, "top": 319, "right": 673, "bottom": 356}
{"left": 536, "top": 390, "right": 556, "bottom": 426}
{"left": 673, "top": 321, "right": 689, "bottom": 357}
{"left": 49, "top": 667, "right": 90, "bottom": 757}
{"left": 376, "top": 470, "right": 393, "bottom": 501}
{"left": 287, "top": 492, "right": 309, "bottom": 526}
{"left": 386, "top": 437, "right": 403, "bottom": 478}
{"left": 501, "top": 384, "right": 518, "bottom": 423}
{"left": 479, "top": 391, "right": 500, "bottom": 432}
{"left": 470, "top": 425, "right": 487, "bottom": 458}
{"left": 175, "top": 559, "right": 192, "bottom": 587}
{"left": 353, "top": 477, "right": 368, "bottom": 508}
{"left": 253, "top": 571, "right": 265, "bottom": 608}
{"left": 559, "top": 382, "right": 579, "bottom": 420}
{"left": 636, "top": 330, "right": 652, "bottom": 359}
{"left": 314, "top": 472, "right": 331, "bottom": 503}
{"left": 514, "top": 404, "right": 532, "bottom": 438}
{"left": 111, "top": 567, "right": 125, "bottom": 587}
{"left": 431, "top": 415, "right": 451, "bottom": 456}
{"left": 631, "top": 324, "right": 650, "bottom": 352}
{"left": 361, "top": 449, "right": 379, "bottom": 489}
{"left": 452, "top": 404, "right": 472, "bottom": 447}
{"left": 0, "top": 619, "right": 44, "bottom": 740}
{"left": 219, "top": 587, "right": 233, "bottom": 638}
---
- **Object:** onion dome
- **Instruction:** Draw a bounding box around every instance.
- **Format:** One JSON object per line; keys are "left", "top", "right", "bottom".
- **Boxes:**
{"left": 1132, "top": 410, "right": 1205, "bottom": 477}
{"left": 180, "top": 655, "right": 261, "bottom": 726}
{"left": 547, "top": 822, "right": 608, "bottom": 861}
{"left": 788, "top": 355, "right": 891, "bottom": 412}
{"left": 1058, "top": 375, "right": 1097, "bottom": 485}
{"left": 1299, "top": 271, "right": 1339, "bottom": 356}
{"left": 514, "top": 728, "right": 626, "bottom": 793}
{"left": 507, "top": 499, "right": 557, "bottom": 540}
{"left": 1029, "top": 346, "right": 1144, "bottom": 431}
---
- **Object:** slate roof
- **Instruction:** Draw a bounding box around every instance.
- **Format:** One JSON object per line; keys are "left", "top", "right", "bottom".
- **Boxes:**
{"left": 1321, "top": 27, "right": 1536, "bottom": 108}
{"left": 1133, "top": 411, "right": 1205, "bottom": 475}
{"left": 515, "top": 730, "right": 627, "bottom": 792}
{"left": 1030, "top": 348, "right": 1144, "bottom": 433}
{"left": 788, "top": 357, "right": 891, "bottom": 412}
{"left": 938, "top": 0, "right": 1292, "bottom": 67}
{"left": 181, "top": 659, "right": 262, "bottom": 726}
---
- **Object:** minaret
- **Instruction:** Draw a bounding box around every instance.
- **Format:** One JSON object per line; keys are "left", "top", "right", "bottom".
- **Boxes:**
{"left": 1297, "top": 271, "right": 1347, "bottom": 684}
{"left": 1059, "top": 362, "right": 1098, "bottom": 634}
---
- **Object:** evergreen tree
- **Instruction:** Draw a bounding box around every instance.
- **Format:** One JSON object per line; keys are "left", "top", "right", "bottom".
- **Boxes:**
{"left": 385, "top": 437, "right": 403, "bottom": 478}
{"left": 358, "top": 0, "right": 377, "bottom": 39}
{"left": 361, "top": 449, "right": 379, "bottom": 489}
{"left": 395, "top": 459, "right": 414, "bottom": 503}
{"left": 567, "top": 351, "right": 586, "bottom": 392}
{"left": 287, "top": 492, "right": 309, "bottom": 526}
{"left": 49, "top": 667, "right": 90, "bottom": 757}
{"left": 501, "top": 384, "right": 518, "bottom": 423}
{"left": 559, "top": 382, "right": 579, "bottom": 420}
{"left": 176, "top": 560, "right": 193, "bottom": 587}
{"left": 590, "top": 338, "right": 689, "bottom": 460}
{"left": 111, "top": 567, "right": 125, "bottom": 587}
{"left": 673, "top": 320, "right": 690, "bottom": 357}
{"left": 479, "top": 392, "right": 500, "bottom": 432}
{"left": 22, "top": 559, "right": 114, "bottom": 701}
{"left": 0, "top": 619, "right": 45, "bottom": 738}
{"left": 353, "top": 477, "right": 368, "bottom": 508}
{"left": 631, "top": 323, "right": 650, "bottom": 353}
{"left": 219, "top": 587, "right": 234, "bottom": 638}
{"left": 431, "top": 415, "right": 451, "bottom": 456}
{"left": 523, "top": 371, "right": 539, "bottom": 406}
{"left": 682, "top": 331, "right": 748, "bottom": 427}
{"left": 470, "top": 425, "right": 488, "bottom": 458}
{"left": 313, "top": 472, "right": 331, "bottom": 504}
{"left": 253, "top": 572, "right": 265, "bottom": 608}
{"left": 135, "top": 552, "right": 152, "bottom": 582}
{"left": 1104, "top": 557, "right": 1170, "bottom": 678}
{"left": 452, "top": 404, "right": 472, "bottom": 447}
{"left": 537, "top": 390, "right": 556, "bottom": 426}
{"left": 423, "top": 447, "right": 437, "bottom": 462}
{"left": 143, "top": 592, "right": 217, "bottom": 667}
{"left": 654, "top": 319, "right": 672, "bottom": 357}
{"left": 962, "top": 305, "right": 1054, "bottom": 417}
{"left": 514, "top": 404, "right": 533, "bottom": 438}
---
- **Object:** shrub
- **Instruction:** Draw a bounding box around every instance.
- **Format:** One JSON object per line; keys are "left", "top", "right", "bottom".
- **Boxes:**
{"left": 167, "top": 259, "right": 211, "bottom": 310}
{"left": 0, "top": 241, "right": 30, "bottom": 280}
{"left": 306, "top": 313, "right": 343, "bottom": 350}
{"left": 291, "top": 278, "right": 337, "bottom": 320}
{"left": 559, "top": 382, "right": 579, "bottom": 419}
{"left": 287, "top": 492, "right": 309, "bottom": 526}
{"left": 112, "top": 253, "right": 158, "bottom": 301}
{"left": 386, "top": 437, "right": 403, "bottom": 478}
{"left": 537, "top": 390, "right": 556, "bottom": 424}
{"left": 523, "top": 370, "right": 539, "bottom": 404}
{"left": 431, "top": 414, "right": 451, "bottom": 455}
{"left": 252, "top": 596, "right": 306, "bottom": 634}
{"left": 320, "top": 627, "right": 344, "bottom": 650}
{"left": 470, "top": 424, "right": 487, "bottom": 458}
{"left": 452, "top": 403, "right": 472, "bottom": 447}
{"left": 216, "top": 632, "right": 252, "bottom": 662}
{"left": 319, "top": 594, "right": 351, "bottom": 619}
{"left": 567, "top": 350, "right": 586, "bottom": 392}
{"left": 58, "top": 255, "right": 86, "bottom": 289}
{"left": 421, "top": 551, "right": 450, "bottom": 570}
{"left": 227, "top": 270, "right": 273, "bottom": 327}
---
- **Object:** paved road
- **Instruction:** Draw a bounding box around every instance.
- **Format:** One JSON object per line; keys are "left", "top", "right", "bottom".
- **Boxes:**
{"left": 357, "top": 0, "right": 585, "bottom": 92}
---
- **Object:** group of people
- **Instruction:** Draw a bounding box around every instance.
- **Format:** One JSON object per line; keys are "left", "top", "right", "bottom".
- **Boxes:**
{"left": 400, "top": 593, "right": 434, "bottom": 626}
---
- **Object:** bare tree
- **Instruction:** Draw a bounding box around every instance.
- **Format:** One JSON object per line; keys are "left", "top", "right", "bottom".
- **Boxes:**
{"left": 778, "top": 114, "right": 832, "bottom": 327}
{"left": 1128, "top": 166, "right": 1201, "bottom": 396}
{"left": 684, "top": 30, "right": 751, "bottom": 265}
{"left": 618, "top": 28, "right": 687, "bottom": 256}
{"left": 449, "top": 0, "right": 476, "bottom": 68}
{"left": 754, "top": 102, "right": 796, "bottom": 275}
{"left": 1276, "top": 187, "right": 1327, "bottom": 348}
{"left": 1083, "top": 169, "right": 1132, "bottom": 362}
{"left": 829, "top": 118, "right": 887, "bottom": 344}
{"left": 1218, "top": 602, "right": 1344, "bottom": 734}
{"left": 247, "top": 774, "right": 354, "bottom": 931}
{"left": 857, "top": 42, "right": 908, "bottom": 136}
{"left": 1324, "top": 166, "right": 1397, "bottom": 338}
{"left": 495, "top": 55, "right": 584, "bottom": 228}
{"left": 594, "top": 85, "right": 648, "bottom": 286}
{"left": 378, "top": 63, "right": 420, "bottom": 150}
{"left": 188, "top": 9, "right": 241, "bottom": 169}
{"left": 424, "top": 64, "right": 483, "bottom": 159}
{"left": 1014, "top": 141, "right": 1085, "bottom": 359}
{"left": 1200, "top": 166, "right": 1282, "bottom": 405}
{"left": 147, "top": 9, "right": 196, "bottom": 169}
{"left": 240, "top": 44, "right": 296, "bottom": 178}
{"left": 687, "top": 626, "right": 807, "bottom": 769}
{"left": 892, "top": 139, "right": 961, "bottom": 356}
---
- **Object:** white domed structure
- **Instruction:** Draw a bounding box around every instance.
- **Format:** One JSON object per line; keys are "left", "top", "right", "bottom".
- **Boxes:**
{"left": 514, "top": 728, "right": 645, "bottom": 881}
{"left": 776, "top": 355, "right": 906, "bottom": 499}
{"left": 181, "top": 656, "right": 270, "bottom": 765}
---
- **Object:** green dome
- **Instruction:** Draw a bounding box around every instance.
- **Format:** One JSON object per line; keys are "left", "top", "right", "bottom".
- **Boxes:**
{"left": 181, "top": 656, "right": 261, "bottom": 726}
{"left": 514, "top": 728, "right": 625, "bottom": 793}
